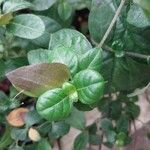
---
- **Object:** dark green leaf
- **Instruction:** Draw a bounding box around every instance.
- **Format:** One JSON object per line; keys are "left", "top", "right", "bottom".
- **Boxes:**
{"left": 11, "top": 128, "right": 27, "bottom": 141}
{"left": 49, "top": 121, "right": 70, "bottom": 139}
{"left": 89, "top": 134, "right": 101, "bottom": 145}
{"left": 36, "top": 88, "right": 73, "bottom": 121}
{"left": 73, "top": 132, "right": 89, "bottom": 150}
{"left": 24, "top": 110, "right": 42, "bottom": 126}
{"left": 73, "top": 69, "right": 105, "bottom": 104}
{"left": 0, "top": 126, "right": 12, "bottom": 149}
{"left": 88, "top": 0, "right": 115, "bottom": 42}
{"left": 65, "top": 107, "right": 86, "bottom": 130}
{"left": 100, "top": 118, "right": 113, "bottom": 131}
{"left": 116, "top": 115, "right": 129, "bottom": 133}
{"left": 37, "top": 139, "right": 52, "bottom": 150}
{"left": 7, "top": 14, "right": 45, "bottom": 39}
{"left": 7, "top": 63, "right": 70, "bottom": 97}
{"left": 125, "top": 103, "right": 140, "bottom": 119}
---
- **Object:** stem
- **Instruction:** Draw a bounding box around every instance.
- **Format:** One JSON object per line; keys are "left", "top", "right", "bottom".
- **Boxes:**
{"left": 98, "top": 0, "right": 126, "bottom": 48}
{"left": 103, "top": 45, "right": 150, "bottom": 61}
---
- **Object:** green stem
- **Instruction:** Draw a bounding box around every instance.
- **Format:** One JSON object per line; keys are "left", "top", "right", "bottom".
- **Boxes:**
{"left": 102, "top": 45, "right": 150, "bottom": 62}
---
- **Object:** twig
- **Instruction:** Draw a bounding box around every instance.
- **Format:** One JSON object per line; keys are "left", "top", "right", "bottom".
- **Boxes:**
{"left": 103, "top": 45, "right": 150, "bottom": 61}
{"left": 98, "top": 0, "right": 126, "bottom": 48}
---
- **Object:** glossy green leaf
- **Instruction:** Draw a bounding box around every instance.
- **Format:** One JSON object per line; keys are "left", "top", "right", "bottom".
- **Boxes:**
{"left": 73, "top": 132, "right": 89, "bottom": 150}
{"left": 88, "top": 0, "right": 115, "bottom": 42}
{"left": 51, "top": 46, "right": 78, "bottom": 76}
{"left": 36, "top": 88, "right": 73, "bottom": 121}
{"left": 28, "top": 49, "right": 50, "bottom": 65}
{"left": 32, "top": 0, "right": 57, "bottom": 11}
{"left": 65, "top": 107, "right": 86, "bottom": 130}
{"left": 62, "top": 82, "right": 78, "bottom": 102}
{"left": 6, "top": 63, "right": 71, "bottom": 97}
{"left": 3, "top": 0, "right": 32, "bottom": 13}
{"left": 58, "top": 1, "right": 72, "bottom": 21}
{"left": 73, "top": 69, "right": 105, "bottom": 104}
{"left": 7, "top": 14, "right": 45, "bottom": 39}
{"left": 79, "top": 47, "right": 102, "bottom": 72}
{"left": 49, "top": 121, "right": 70, "bottom": 139}
{"left": 0, "top": 13, "right": 13, "bottom": 25}
{"left": 11, "top": 128, "right": 27, "bottom": 141}
{"left": 127, "top": 4, "right": 150, "bottom": 28}
{"left": 49, "top": 29, "right": 92, "bottom": 55}
{"left": 37, "top": 139, "right": 52, "bottom": 150}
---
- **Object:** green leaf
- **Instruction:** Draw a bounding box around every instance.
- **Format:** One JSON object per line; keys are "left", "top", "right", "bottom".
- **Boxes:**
{"left": 0, "top": 126, "right": 12, "bottom": 149}
{"left": 101, "top": 54, "right": 150, "bottom": 93}
{"left": 88, "top": 0, "right": 115, "bottom": 42}
{"left": 11, "top": 128, "right": 27, "bottom": 141}
{"left": 3, "top": 0, "right": 32, "bottom": 13}
{"left": 58, "top": 1, "right": 72, "bottom": 21}
{"left": 65, "top": 107, "right": 86, "bottom": 130}
{"left": 100, "top": 118, "right": 113, "bottom": 131}
{"left": 7, "top": 14, "right": 45, "bottom": 39}
{"left": 127, "top": 4, "right": 150, "bottom": 28}
{"left": 6, "top": 63, "right": 71, "bottom": 97}
{"left": 49, "top": 29, "right": 92, "bottom": 56}
{"left": 36, "top": 88, "right": 73, "bottom": 121}
{"left": 89, "top": 134, "right": 101, "bottom": 145}
{"left": 105, "top": 130, "right": 116, "bottom": 144}
{"left": 51, "top": 46, "right": 78, "bottom": 76}
{"left": 134, "top": 0, "right": 150, "bottom": 12}
{"left": 116, "top": 115, "right": 129, "bottom": 133}
{"left": 11, "top": 145, "right": 24, "bottom": 150}
{"left": 0, "top": 60, "right": 5, "bottom": 80}
{"left": 73, "top": 69, "right": 105, "bottom": 104}
{"left": 32, "top": 0, "right": 57, "bottom": 11}
{"left": 24, "top": 110, "right": 42, "bottom": 126}
{"left": 73, "top": 132, "right": 89, "bottom": 150}
{"left": 28, "top": 49, "right": 50, "bottom": 65}
{"left": 0, "top": 13, "right": 13, "bottom": 25}
{"left": 79, "top": 47, "right": 102, "bottom": 72}
{"left": 32, "top": 15, "right": 61, "bottom": 48}
{"left": 125, "top": 102, "right": 140, "bottom": 119}
{"left": 37, "top": 139, "right": 52, "bottom": 150}
{"left": 49, "top": 121, "right": 70, "bottom": 139}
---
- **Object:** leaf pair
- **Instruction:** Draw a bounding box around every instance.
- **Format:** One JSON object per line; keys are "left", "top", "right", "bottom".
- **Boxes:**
{"left": 36, "top": 69, "right": 104, "bottom": 121}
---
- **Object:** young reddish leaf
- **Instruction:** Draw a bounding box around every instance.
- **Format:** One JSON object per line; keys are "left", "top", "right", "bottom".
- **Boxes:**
{"left": 6, "top": 108, "right": 29, "bottom": 127}
{"left": 6, "top": 63, "right": 71, "bottom": 97}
